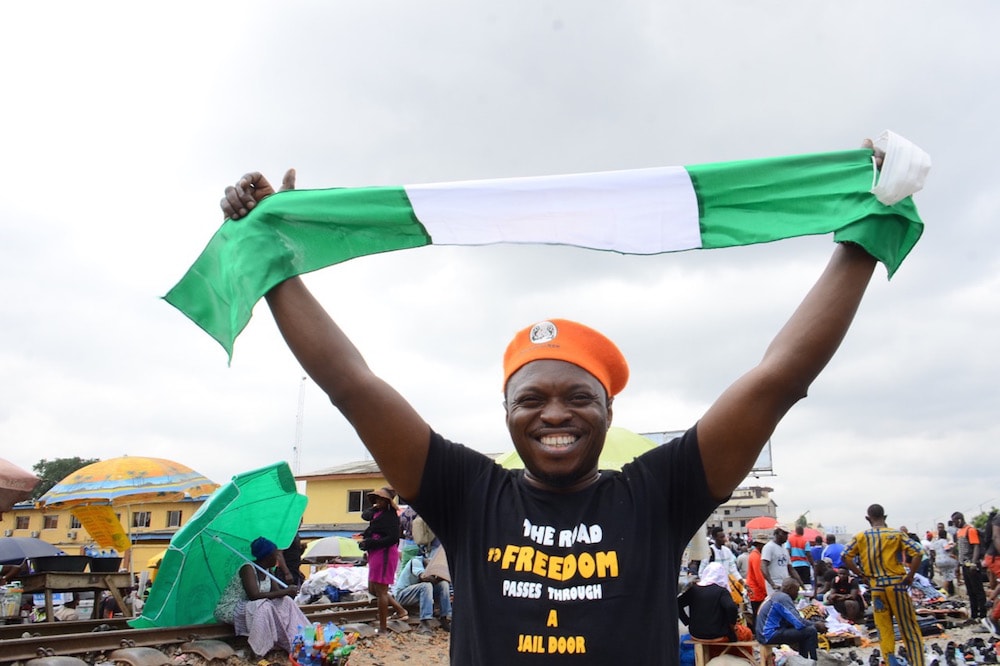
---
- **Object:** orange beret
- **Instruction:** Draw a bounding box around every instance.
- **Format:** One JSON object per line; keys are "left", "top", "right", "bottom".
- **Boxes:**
{"left": 503, "top": 319, "right": 629, "bottom": 397}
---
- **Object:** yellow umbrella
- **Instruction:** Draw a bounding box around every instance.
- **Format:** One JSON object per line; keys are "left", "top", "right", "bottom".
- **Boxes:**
{"left": 36, "top": 456, "right": 218, "bottom": 551}
{"left": 146, "top": 548, "right": 168, "bottom": 582}
{"left": 36, "top": 456, "right": 218, "bottom": 508}
{"left": 147, "top": 549, "right": 168, "bottom": 569}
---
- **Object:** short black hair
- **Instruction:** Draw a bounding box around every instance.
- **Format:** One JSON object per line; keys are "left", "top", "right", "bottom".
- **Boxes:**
{"left": 710, "top": 526, "right": 725, "bottom": 538}
{"left": 866, "top": 504, "right": 885, "bottom": 519}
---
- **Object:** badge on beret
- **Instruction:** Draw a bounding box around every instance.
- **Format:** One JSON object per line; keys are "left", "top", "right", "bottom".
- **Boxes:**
{"left": 529, "top": 321, "right": 558, "bottom": 344}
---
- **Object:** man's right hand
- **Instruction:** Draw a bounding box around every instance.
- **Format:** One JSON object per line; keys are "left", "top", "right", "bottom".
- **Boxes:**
{"left": 221, "top": 168, "right": 296, "bottom": 220}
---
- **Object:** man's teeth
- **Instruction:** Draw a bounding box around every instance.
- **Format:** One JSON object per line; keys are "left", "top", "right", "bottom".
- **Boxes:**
{"left": 540, "top": 435, "right": 576, "bottom": 447}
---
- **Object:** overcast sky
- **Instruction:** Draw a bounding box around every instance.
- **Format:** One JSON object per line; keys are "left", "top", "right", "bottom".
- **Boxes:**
{"left": 2, "top": 2, "right": 997, "bottom": 537}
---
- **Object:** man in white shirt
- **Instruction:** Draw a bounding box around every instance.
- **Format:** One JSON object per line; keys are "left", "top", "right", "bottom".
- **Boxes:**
{"left": 761, "top": 525, "right": 802, "bottom": 595}
{"left": 700, "top": 526, "right": 743, "bottom": 583}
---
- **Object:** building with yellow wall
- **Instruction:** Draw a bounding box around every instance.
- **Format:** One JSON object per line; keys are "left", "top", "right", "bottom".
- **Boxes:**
{"left": 0, "top": 497, "right": 208, "bottom": 576}
{"left": 1, "top": 458, "right": 403, "bottom": 577}
{"left": 295, "top": 460, "right": 389, "bottom": 534}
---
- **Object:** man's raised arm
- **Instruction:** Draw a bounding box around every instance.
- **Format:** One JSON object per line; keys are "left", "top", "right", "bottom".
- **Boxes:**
{"left": 694, "top": 139, "right": 894, "bottom": 501}
{"left": 223, "top": 170, "right": 430, "bottom": 502}
{"left": 696, "top": 241, "right": 878, "bottom": 500}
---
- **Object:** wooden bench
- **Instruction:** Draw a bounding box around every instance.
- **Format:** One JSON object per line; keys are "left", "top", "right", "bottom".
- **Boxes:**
{"left": 688, "top": 639, "right": 774, "bottom": 666}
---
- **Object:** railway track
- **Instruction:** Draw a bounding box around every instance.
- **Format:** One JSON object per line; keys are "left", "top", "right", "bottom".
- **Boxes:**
{"left": 0, "top": 602, "right": 380, "bottom": 663}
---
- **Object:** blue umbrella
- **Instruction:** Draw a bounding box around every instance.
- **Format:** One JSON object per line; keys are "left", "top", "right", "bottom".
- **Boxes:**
{"left": 0, "top": 537, "right": 64, "bottom": 565}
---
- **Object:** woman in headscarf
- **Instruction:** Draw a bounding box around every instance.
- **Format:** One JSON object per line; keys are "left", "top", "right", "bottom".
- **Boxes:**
{"left": 678, "top": 562, "right": 741, "bottom": 642}
{"left": 214, "top": 536, "right": 309, "bottom": 657}
{"left": 360, "top": 487, "right": 408, "bottom": 632}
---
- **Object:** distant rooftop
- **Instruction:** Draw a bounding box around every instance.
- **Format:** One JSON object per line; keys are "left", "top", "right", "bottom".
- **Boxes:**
{"left": 297, "top": 460, "right": 384, "bottom": 479}
{"left": 297, "top": 453, "right": 507, "bottom": 480}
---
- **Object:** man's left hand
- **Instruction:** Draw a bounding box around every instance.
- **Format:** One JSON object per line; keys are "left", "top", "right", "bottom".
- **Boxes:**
{"left": 862, "top": 138, "right": 886, "bottom": 170}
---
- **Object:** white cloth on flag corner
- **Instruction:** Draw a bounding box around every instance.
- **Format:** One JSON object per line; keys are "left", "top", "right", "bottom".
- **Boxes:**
{"left": 871, "top": 130, "right": 932, "bottom": 205}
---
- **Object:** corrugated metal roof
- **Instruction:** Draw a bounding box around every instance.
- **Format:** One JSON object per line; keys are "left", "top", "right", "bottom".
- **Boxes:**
{"left": 297, "top": 460, "right": 384, "bottom": 478}
{"left": 297, "top": 453, "right": 508, "bottom": 479}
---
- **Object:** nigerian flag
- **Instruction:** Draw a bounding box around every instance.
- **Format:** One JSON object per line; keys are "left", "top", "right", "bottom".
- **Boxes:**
{"left": 166, "top": 146, "right": 926, "bottom": 359}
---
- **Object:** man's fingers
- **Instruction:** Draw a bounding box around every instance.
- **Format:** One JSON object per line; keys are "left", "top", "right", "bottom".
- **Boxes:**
{"left": 861, "top": 138, "right": 885, "bottom": 170}
{"left": 280, "top": 168, "right": 297, "bottom": 192}
{"left": 219, "top": 169, "right": 292, "bottom": 220}
{"left": 240, "top": 171, "right": 268, "bottom": 192}
{"left": 221, "top": 185, "right": 248, "bottom": 220}
{"left": 220, "top": 171, "right": 278, "bottom": 219}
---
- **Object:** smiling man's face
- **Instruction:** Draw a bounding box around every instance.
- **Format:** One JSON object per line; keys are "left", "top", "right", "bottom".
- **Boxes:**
{"left": 504, "top": 359, "right": 612, "bottom": 492}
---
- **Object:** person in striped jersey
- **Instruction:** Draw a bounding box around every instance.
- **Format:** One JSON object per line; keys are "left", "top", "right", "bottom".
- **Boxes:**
{"left": 844, "top": 504, "right": 925, "bottom": 666}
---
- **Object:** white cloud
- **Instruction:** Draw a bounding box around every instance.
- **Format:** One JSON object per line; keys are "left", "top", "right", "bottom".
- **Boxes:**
{"left": 2, "top": 1, "right": 998, "bottom": 535}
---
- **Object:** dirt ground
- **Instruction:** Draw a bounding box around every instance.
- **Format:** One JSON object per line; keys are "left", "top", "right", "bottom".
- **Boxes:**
{"left": 350, "top": 605, "right": 1000, "bottom": 666}
{"left": 346, "top": 627, "right": 451, "bottom": 665}
{"left": 342, "top": 622, "right": 995, "bottom": 666}
{"left": 340, "top": 620, "right": 996, "bottom": 666}
{"left": 289, "top": 614, "right": 994, "bottom": 666}
{"left": 209, "top": 591, "right": 994, "bottom": 666}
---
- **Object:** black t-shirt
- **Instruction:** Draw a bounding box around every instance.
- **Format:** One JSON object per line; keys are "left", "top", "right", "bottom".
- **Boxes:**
{"left": 829, "top": 573, "right": 859, "bottom": 596}
{"left": 412, "top": 427, "right": 719, "bottom": 665}
{"left": 678, "top": 583, "right": 738, "bottom": 641}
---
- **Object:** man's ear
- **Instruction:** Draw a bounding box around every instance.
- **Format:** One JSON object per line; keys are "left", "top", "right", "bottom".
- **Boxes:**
{"left": 606, "top": 396, "right": 614, "bottom": 428}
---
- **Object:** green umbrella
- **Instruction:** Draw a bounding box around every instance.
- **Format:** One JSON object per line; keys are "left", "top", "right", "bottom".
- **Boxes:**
{"left": 129, "top": 461, "right": 307, "bottom": 628}
{"left": 495, "top": 426, "right": 657, "bottom": 471}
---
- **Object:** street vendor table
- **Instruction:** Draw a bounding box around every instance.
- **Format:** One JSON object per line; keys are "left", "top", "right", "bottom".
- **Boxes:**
{"left": 16, "top": 572, "right": 132, "bottom": 622}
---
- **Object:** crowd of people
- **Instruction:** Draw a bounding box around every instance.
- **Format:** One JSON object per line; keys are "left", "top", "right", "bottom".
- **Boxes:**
{"left": 680, "top": 507, "right": 1000, "bottom": 665}
{"left": 204, "top": 489, "right": 453, "bottom": 657}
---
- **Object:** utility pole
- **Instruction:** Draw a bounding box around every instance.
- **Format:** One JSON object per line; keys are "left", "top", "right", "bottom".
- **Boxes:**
{"left": 292, "top": 376, "right": 307, "bottom": 474}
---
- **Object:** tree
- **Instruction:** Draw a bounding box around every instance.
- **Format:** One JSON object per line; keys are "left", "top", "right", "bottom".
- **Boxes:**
{"left": 973, "top": 507, "right": 998, "bottom": 531}
{"left": 31, "top": 457, "right": 100, "bottom": 500}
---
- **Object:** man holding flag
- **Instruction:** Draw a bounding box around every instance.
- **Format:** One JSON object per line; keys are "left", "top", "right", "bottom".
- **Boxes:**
{"left": 205, "top": 136, "right": 926, "bottom": 663}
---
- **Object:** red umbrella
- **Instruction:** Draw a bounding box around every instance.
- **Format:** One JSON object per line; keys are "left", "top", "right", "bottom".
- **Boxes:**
{"left": 0, "top": 458, "right": 40, "bottom": 518}
{"left": 745, "top": 516, "right": 777, "bottom": 531}
{"left": 801, "top": 527, "right": 823, "bottom": 542}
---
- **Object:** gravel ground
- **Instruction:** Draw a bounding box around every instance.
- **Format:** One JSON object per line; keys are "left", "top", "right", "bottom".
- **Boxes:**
{"left": 323, "top": 593, "right": 998, "bottom": 666}
{"left": 303, "top": 616, "right": 996, "bottom": 666}
{"left": 346, "top": 627, "right": 451, "bottom": 665}
{"left": 336, "top": 620, "right": 996, "bottom": 666}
